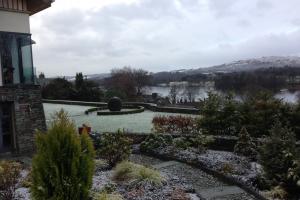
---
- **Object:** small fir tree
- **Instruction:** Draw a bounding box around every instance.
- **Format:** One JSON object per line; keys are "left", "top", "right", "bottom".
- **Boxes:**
{"left": 31, "top": 110, "right": 95, "bottom": 200}
{"left": 234, "top": 127, "right": 257, "bottom": 159}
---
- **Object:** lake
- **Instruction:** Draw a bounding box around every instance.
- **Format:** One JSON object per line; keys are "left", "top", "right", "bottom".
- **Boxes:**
{"left": 147, "top": 86, "right": 300, "bottom": 103}
{"left": 43, "top": 103, "right": 193, "bottom": 133}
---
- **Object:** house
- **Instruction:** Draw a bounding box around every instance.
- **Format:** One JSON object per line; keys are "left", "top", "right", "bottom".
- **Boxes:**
{"left": 0, "top": 0, "right": 53, "bottom": 155}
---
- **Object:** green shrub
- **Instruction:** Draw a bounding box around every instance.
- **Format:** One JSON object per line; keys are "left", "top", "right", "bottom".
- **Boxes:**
{"left": 234, "top": 127, "right": 257, "bottom": 159}
{"left": 31, "top": 110, "right": 95, "bottom": 200}
{"left": 113, "top": 161, "right": 163, "bottom": 186}
{"left": 97, "top": 130, "right": 132, "bottom": 167}
{"left": 259, "top": 121, "right": 300, "bottom": 197}
{"left": 140, "top": 133, "right": 173, "bottom": 153}
{"left": 0, "top": 160, "right": 22, "bottom": 200}
{"left": 191, "top": 134, "right": 214, "bottom": 153}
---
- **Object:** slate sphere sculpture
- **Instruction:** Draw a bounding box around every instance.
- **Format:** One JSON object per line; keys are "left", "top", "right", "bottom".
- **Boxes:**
{"left": 108, "top": 97, "right": 122, "bottom": 111}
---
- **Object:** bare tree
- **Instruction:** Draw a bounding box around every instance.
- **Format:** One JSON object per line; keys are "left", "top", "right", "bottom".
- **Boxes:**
{"left": 132, "top": 68, "right": 151, "bottom": 95}
{"left": 106, "top": 67, "right": 151, "bottom": 99}
{"left": 169, "top": 84, "right": 180, "bottom": 104}
{"left": 183, "top": 83, "right": 199, "bottom": 102}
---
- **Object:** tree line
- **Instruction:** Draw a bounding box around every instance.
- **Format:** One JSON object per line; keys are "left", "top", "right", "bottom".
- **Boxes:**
{"left": 214, "top": 66, "right": 300, "bottom": 93}
{"left": 41, "top": 67, "right": 152, "bottom": 101}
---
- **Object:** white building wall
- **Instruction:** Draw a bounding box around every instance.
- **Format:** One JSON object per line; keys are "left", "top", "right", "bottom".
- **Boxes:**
{"left": 0, "top": 10, "right": 30, "bottom": 33}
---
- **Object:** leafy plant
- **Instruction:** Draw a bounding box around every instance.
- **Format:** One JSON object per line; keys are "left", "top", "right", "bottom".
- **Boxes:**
{"left": 0, "top": 160, "right": 22, "bottom": 200}
{"left": 97, "top": 130, "right": 132, "bottom": 167}
{"left": 31, "top": 110, "right": 95, "bottom": 200}
{"left": 234, "top": 127, "right": 257, "bottom": 159}
{"left": 140, "top": 133, "right": 173, "bottom": 153}
{"left": 113, "top": 161, "right": 163, "bottom": 186}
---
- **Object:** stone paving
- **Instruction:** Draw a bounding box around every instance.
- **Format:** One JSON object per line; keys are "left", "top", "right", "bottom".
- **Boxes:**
{"left": 130, "top": 154, "right": 257, "bottom": 200}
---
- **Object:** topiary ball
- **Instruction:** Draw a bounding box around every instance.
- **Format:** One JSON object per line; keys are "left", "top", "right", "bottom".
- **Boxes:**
{"left": 108, "top": 97, "right": 122, "bottom": 111}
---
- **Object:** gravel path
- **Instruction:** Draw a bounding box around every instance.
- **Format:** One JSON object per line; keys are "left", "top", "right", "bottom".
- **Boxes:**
{"left": 130, "top": 154, "right": 257, "bottom": 200}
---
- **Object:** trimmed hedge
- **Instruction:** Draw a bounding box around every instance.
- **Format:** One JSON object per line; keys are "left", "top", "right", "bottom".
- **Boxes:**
{"left": 97, "top": 106, "right": 145, "bottom": 116}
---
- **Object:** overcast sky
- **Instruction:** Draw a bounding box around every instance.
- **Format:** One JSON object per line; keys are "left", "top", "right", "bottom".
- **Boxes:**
{"left": 30, "top": 0, "right": 300, "bottom": 77}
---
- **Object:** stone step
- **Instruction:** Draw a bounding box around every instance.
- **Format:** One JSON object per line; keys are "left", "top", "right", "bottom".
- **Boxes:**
{"left": 199, "top": 186, "right": 245, "bottom": 200}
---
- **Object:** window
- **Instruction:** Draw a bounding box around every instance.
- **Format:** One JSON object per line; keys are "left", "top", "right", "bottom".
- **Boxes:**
{"left": 0, "top": 31, "right": 34, "bottom": 85}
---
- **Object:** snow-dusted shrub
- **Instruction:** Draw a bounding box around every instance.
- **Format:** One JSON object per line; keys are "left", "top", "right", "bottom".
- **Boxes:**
{"left": 0, "top": 160, "right": 22, "bottom": 200}
{"left": 97, "top": 130, "right": 132, "bottom": 167}
{"left": 140, "top": 133, "right": 173, "bottom": 153}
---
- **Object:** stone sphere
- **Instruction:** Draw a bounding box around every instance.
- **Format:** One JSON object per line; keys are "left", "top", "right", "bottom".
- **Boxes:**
{"left": 108, "top": 97, "right": 122, "bottom": 111}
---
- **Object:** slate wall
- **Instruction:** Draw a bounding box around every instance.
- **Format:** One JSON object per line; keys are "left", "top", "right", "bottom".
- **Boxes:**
{"left": 0, "top": 85, "right": 46, "bottom": 155}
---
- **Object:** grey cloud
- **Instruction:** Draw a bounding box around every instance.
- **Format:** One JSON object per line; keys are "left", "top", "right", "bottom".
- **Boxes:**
{"left": 256, "top": 0, "right": 273, "bottom": 10}
{"left": 30, "top": 0, "right": 300, "bottom": 76}
{"left": 208, "top": 0, "right": 237, "bottom": 18}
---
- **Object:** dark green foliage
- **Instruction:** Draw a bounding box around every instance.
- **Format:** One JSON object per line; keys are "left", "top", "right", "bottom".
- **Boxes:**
{"left": 75, "top": 73, "right": 84, "bottom": 90}
{"left": 234, "top": 127, "right": 257, "bottom": 159}
{"left": 214, "top": 67, "right": 295, "bottom": 93}
{"left": 97, "top": 130, "right": 132, "bottom": 167}
{"left": 140, "top": 134, "right": 173, "bottom": 153}
{"left": 31, "top": 110, "right": 95, "bottom": 200}
{"left": 198, "top": 91, "right": 296, "bottom": 138}
{"left": 42, "top": 78, "right": 75, "bottom": 100}
{"left": 288, "top": 102, "right": 300, "bottom": 140}
{"left": 107, "top": 97, "right": 122, "bottom": 111}
{"left": 42, "top": 73, "right": 103, "bottom": 102}
{"left": 259, "top": 121, "right": 300, "bottom": 197}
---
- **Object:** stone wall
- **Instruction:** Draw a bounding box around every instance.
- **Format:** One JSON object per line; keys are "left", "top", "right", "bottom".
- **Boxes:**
{"left": 0, "top": 85, "right": 46, "bottom": 155}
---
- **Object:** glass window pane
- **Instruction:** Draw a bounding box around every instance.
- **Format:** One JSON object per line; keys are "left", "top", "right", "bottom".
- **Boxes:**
{"left": 21, "top": 42, "right": 34, "bottom": 84}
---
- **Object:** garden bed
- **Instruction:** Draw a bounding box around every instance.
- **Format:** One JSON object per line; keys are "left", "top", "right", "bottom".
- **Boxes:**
{"left": 139, "top": 146, "right": 268, "bottom": 200}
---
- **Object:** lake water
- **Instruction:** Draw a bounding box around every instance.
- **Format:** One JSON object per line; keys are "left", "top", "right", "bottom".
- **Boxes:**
{"left": 43, "top": 103, "right": 193, "bottom": 133}
{"left": 147, "top": 86, "right": 300, "bottom": 103}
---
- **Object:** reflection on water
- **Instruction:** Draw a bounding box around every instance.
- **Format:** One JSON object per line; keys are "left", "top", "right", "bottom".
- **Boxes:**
{"left": 148, "top": 86, "right": 300, "bottom": 103}
{"left": 43, "top": 103, "right": 193, "bottom": 133}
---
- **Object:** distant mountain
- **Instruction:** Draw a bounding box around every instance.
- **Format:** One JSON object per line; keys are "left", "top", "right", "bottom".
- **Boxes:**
{"left": 184, "top": 56, "right": 300, "bottom": 74}
{"left": 46, "top": 56, "right": 300, "bottom": 84}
